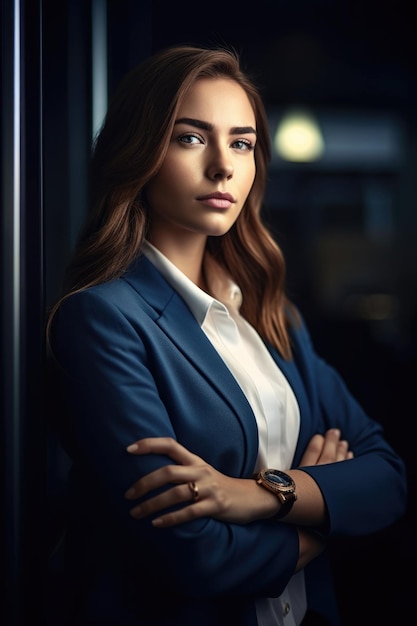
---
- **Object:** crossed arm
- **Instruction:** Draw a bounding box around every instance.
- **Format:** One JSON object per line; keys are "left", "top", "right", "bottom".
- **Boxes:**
{"left": 124, "top": 428, "right": 354, "bottom": 572}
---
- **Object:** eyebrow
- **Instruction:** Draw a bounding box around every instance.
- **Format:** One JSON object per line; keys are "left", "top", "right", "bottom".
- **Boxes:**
{"left": 175, "top": 117, "right": 257, "bottom": 135}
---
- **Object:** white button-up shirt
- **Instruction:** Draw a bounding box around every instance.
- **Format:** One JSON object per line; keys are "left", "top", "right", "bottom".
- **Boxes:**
{"left": 143, "top": 240, "right": 307, "bottom": 625}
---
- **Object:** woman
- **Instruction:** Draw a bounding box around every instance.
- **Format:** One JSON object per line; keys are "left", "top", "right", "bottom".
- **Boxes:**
{"left": 47, "top": 44, "right": 407, "bottom": 626}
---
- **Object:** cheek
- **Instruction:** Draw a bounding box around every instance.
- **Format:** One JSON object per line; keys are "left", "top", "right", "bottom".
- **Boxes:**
{"left": 146, "top": 164, "right": 178, "bottom": 205}
{"left": 154, "top": 157, "right": 196, "bottom": 193}
{"left": 242, "top": 162, "right": 256, "bottom": 195}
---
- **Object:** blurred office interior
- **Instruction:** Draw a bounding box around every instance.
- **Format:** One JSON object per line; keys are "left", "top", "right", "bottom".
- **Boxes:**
{"left": 2, "top": 1, "right": 416, "bottom": 624}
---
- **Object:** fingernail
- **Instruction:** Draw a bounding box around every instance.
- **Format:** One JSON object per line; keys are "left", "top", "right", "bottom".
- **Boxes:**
{"left": 129, "top": 506, "right": 142, "bottom": 518}
{"left": 124, "top": 488, "right": 136, "bottom": 499}
{"left": 126, "top": 443, "right": 139, "bottom": 453}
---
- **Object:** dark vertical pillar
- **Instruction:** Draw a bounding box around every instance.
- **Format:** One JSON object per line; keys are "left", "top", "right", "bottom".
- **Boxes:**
{"left": 1, "top": 1, "right": 152, "bottom": 623}
{"left": 1, "top": 0, "right": 45, "bottom": 624}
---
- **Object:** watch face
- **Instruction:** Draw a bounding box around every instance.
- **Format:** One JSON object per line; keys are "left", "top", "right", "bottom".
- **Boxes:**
{"left": 264, "top": 469, "right": 294, "bottom": 489}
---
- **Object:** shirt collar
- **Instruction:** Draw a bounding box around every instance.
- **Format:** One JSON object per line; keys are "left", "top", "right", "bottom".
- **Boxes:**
{"left": 142, "top": 240, "right": 242, "bottom": 326}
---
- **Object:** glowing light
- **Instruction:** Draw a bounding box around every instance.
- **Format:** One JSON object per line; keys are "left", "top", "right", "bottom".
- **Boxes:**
{"left": 92, "top": 0, "right": 108, "bottom": 139}
{"left": 274, "top": 108, "right": 324, "bottom": 162}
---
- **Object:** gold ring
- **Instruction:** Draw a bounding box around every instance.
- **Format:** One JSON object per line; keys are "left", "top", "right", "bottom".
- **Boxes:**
{"left": 188, "top": 481, "right": 199, "bottom": 501}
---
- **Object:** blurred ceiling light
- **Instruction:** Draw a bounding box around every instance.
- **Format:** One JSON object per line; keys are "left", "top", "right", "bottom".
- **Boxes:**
{"left": 274, "top": 108, "right": 324, "bottom": 162}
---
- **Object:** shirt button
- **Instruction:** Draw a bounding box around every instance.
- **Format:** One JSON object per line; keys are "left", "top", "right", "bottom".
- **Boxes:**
{"left": 282, "top": 601, "right": 291, "bottom": 616}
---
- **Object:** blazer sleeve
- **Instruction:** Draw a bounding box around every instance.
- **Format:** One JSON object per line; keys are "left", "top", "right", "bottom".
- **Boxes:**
{"left": 289, "top": 316, "right": 408, "bottom": 536}
{"left": 51, "top": 287, "right": 300, "bottom": 600}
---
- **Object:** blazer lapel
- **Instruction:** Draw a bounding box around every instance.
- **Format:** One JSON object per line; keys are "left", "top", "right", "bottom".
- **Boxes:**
{"left": 123, "top": 255, "right": 259, "bottom": 473}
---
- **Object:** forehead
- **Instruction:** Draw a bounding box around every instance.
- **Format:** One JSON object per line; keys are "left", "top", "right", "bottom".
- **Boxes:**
{"left": 178, "top": 78, "right": 256, "bottom": 127}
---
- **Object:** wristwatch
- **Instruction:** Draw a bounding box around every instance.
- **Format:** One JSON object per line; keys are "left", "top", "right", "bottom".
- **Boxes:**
{"left": 256, "top": 468, "right": 297, "bottom": 519}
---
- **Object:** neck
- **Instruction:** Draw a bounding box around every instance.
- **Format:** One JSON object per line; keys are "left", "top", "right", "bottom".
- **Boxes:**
{"left": 147, "top": 232, "right": 207, "bottom": 287}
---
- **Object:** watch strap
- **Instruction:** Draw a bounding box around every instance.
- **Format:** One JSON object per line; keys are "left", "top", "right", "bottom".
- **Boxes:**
{"left": 271, "top": 494, "right": 295, "bottom": 519}
{"left": 256, "top": 469, "right": 297, "bottom": 520}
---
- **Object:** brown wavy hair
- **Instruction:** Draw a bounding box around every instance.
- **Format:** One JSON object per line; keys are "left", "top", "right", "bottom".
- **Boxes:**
{"left": 47, "top": 44, "right": 299, "bottom": 359}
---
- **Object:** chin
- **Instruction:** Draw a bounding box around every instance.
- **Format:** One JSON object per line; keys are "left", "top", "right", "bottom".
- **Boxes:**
{"left": 204, "top": 218, "right": 238, "bottom": 237}
{"left": 205, "top": 226, "right": 234, "bottom": 238}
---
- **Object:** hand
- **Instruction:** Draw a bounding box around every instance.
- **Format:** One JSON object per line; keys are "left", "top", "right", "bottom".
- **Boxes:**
{"left": 299, "top": 428, "right": 354, "bottom": 467}
{"left": 125, "top": 437, "right": 278, "bottom": 527}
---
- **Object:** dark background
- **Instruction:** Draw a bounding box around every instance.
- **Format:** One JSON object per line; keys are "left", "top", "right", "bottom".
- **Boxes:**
{"left": 2, "top": 1, "right": 416, "bottom": 624}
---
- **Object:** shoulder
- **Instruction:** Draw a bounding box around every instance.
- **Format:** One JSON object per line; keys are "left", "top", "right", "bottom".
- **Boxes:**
{"left": 286, "top": 306, "right": 314, "bottom": 352}
{"left": 59, "top": 254, "right": 172, "bottom": 318}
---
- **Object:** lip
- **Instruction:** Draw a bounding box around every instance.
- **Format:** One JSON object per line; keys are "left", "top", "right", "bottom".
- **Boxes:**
{"left": 197, "top": 192, "right": 236, "bottom": 202}
{"left": 196, "top": 192, "right": 236, "bottom": 210}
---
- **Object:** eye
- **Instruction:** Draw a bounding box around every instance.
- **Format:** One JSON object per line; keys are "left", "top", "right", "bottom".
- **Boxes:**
{"left": 232, "top": 139, "right": 255, "bottom": 151}
{"left": 177, "top": 132, "right": 204, "bottom": 145}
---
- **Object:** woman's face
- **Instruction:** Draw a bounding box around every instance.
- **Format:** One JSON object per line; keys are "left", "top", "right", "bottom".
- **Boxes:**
{"left": 145, "top": 77, "right": 257, "bottom": 246}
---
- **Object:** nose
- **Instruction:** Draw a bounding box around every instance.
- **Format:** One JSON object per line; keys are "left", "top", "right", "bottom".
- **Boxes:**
{"left": 206, "top": 145, "right": 233, "bottom": 181}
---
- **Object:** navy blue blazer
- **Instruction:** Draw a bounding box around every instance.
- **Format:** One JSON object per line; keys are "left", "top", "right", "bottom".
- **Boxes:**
{"left": 52, "top": 254, "right": 407, "bottom": 626}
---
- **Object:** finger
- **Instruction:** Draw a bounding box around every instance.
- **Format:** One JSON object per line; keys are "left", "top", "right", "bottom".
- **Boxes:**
{"left": 125, "top": 464, "right": 203, "bottom": 499}
{"left": 335, "top": 439, "right": 350, "bottom": 461}
{"left": 130, "top": 482, "right": 210, "bottom": 528}
{"left": 152, "top": 501, "right": 207, "bottom": 528}
{"left": 320, "top": 430, "right": 355, "bottom": 464}
{"left": 317, "top": 429, "right": 343, "bottom": 464}
{"left": 299, "top": 434, "right": 325, "bottom": 466}
{"left": 127, "top": 437, "right": 202, "bottom": 466}
{"left": 129, "top": 482, "right": 196, "bottom": 519}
